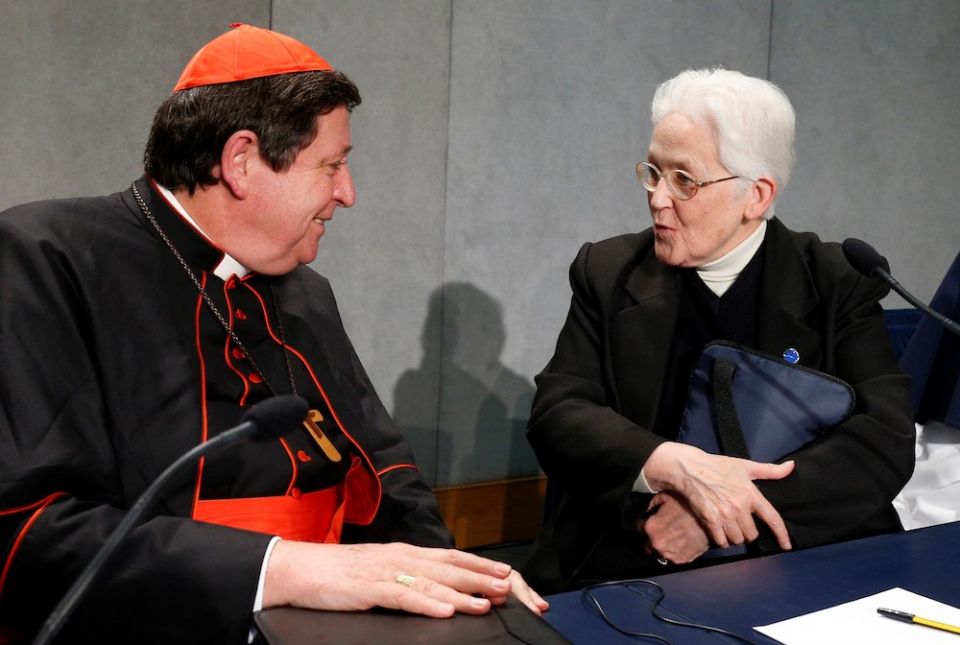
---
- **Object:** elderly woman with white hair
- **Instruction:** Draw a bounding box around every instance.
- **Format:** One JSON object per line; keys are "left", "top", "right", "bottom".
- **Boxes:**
{"left": 523, "top": 69, "right": 916, "bottom": 593}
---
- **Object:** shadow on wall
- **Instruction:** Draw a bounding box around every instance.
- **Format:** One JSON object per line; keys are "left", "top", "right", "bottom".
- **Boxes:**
{"left": 393, "top": 282, "right": 542, "bottom": 487}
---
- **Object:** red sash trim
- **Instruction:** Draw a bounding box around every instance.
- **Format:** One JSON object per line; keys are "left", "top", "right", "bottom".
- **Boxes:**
{"left": 0, "top": 492, "right": 67, "bottom": 600}
{"left": 191, "top": 457, "right": 374, "bottom": 542}
{"left": 193, "top": 487, "right": 345, "bottom": 543}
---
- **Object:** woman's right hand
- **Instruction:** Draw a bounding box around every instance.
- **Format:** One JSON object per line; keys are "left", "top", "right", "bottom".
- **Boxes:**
{"left": 642, "top": 442, "right": 795, "bottom": 550}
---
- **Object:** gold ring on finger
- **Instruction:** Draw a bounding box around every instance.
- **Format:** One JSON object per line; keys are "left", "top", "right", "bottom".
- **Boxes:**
{"left": 395, "top": 574, "right": 416, "bottom": 587}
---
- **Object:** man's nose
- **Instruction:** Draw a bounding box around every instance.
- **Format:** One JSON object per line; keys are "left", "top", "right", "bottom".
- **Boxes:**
{"left": 336, "top": 166, "right": 356, "bottom": 207}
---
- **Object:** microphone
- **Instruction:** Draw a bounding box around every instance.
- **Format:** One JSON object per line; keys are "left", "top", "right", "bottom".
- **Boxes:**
{"left": 33, "top": 395, "right": 309, "bottom": 645}
{"left": 842, "top": 238, "right": 960, "bottom": 338}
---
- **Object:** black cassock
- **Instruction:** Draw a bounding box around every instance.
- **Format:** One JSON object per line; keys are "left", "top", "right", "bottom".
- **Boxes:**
{"left": 0, "top": 177, "right": 450, "bottom": 643}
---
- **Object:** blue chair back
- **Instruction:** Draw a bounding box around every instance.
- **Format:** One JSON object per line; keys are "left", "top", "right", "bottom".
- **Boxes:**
{"left": 885, "top": 308, "right": 923, "bottom": 362}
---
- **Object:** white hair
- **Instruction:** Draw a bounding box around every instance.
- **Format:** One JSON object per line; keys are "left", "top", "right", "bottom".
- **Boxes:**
{"left": 650, "top": 68, "right": 796, "bottom": 219}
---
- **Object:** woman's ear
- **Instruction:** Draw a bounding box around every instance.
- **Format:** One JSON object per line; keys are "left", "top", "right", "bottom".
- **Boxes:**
{"left": 744, "top": 176, "right": 777, "bottom": 221}
{"left": 217, "top": 130, "right": 260, "bottom": 199}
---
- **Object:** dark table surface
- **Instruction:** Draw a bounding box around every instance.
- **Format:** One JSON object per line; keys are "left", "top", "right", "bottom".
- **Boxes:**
{"left": 543, "top": 521, "right": 960, "bottom": 644}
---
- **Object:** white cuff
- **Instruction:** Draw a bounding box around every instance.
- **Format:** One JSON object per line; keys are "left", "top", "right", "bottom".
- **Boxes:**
{"left": 250, "top": 536, "right": 282, "bottom": 644}
{"left": 254, "top": 536, "right": 282, "bottom": 612}
{"left": 632, "top": 467, "right": 659, "bottom": 494}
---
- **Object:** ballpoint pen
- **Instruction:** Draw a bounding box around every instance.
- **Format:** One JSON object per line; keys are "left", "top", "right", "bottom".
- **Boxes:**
{"left": 877, "top": 607, "right": 960, "bottom": 636}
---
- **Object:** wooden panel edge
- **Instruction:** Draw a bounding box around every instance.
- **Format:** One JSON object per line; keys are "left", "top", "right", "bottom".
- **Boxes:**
{"left": 433, "top": 475, "right": 547, "bottom": 549}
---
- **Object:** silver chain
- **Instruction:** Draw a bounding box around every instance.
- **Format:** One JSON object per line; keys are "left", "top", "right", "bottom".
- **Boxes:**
{"left": 131, "top": 182, "right": 297, "bottom": 397}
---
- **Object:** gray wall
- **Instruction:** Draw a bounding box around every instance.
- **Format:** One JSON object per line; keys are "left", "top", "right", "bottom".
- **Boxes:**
{"left": 2, "top": 1, "right": 958, "bottom": 487}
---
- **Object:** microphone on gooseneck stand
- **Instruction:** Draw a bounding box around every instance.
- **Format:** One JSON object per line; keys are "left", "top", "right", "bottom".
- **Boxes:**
{"left": 33, "top": 395, "right": 310, "bottom": 645}
{"left": 841, "top": 238, "right": 960, "bottom": 338}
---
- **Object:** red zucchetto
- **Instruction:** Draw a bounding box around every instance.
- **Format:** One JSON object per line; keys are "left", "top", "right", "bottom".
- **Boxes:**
{"left": 173, "top": 23, "right": 333, "bottom": 92}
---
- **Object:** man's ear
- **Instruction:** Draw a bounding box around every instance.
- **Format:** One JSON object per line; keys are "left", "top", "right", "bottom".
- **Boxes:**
{"left": 218, "top": 130, "right": 260, "bottom": 199}
{"left": 744, "top": 176, "right": 777, "bottom": 222}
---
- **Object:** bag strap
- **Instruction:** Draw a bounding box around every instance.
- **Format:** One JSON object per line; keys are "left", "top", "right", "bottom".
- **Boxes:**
{"left": 711, "top": 359, "right": 751, "bottom": 459}
{"left": 711, "top": 358, "right": 779, "bottom": 554}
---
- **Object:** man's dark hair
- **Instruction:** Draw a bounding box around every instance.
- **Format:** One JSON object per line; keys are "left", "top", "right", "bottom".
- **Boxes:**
{"left": 144, "top": 70, "right": 361, "bottom": 192}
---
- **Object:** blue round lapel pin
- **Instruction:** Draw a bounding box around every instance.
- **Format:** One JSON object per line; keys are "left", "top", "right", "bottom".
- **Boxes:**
{"left": 782, "top": 347, "right": 800, "bottom": 364}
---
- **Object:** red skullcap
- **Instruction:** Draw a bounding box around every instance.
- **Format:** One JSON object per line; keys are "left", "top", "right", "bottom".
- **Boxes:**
{"left": 173, "top": 23, "right": 333, "bottom": 92}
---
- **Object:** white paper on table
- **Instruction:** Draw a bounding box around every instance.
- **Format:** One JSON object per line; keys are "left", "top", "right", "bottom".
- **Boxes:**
{"left": 754, "top": 587, "right": 960, "bottom": 645}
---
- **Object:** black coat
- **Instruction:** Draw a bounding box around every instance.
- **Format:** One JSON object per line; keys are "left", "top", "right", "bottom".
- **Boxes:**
{"left": 524, "top": 218, "right": 916, "bottom": 593}
{"left": 0, "top": 178, "right": 450, "bottom": 643}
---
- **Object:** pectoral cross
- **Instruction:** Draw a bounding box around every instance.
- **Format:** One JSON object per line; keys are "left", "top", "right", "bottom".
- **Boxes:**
{"left": 303, "top": 409, "right": 342, "bottom": 462}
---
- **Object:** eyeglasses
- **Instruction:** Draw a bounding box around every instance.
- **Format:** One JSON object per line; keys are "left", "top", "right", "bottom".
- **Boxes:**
{"left": 636, "top": 161, "right": 741, "bottom": 201}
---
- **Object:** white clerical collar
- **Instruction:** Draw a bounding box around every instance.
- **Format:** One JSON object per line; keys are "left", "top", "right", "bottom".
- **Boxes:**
{"left": 696, "top": 219, "right": 767, "bottom": 297}
{"left": 154, "top": 183, "right": 249, "bottom": 281}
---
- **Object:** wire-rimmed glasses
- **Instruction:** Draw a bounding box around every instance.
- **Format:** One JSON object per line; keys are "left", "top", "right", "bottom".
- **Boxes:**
{"left": 636, "top": 161, "right": 742, "bottom": 201}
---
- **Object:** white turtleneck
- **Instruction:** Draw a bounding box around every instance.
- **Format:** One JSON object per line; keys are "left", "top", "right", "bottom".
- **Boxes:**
{"left": 696, "top": 219, "right": 767, "bottom": 297}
